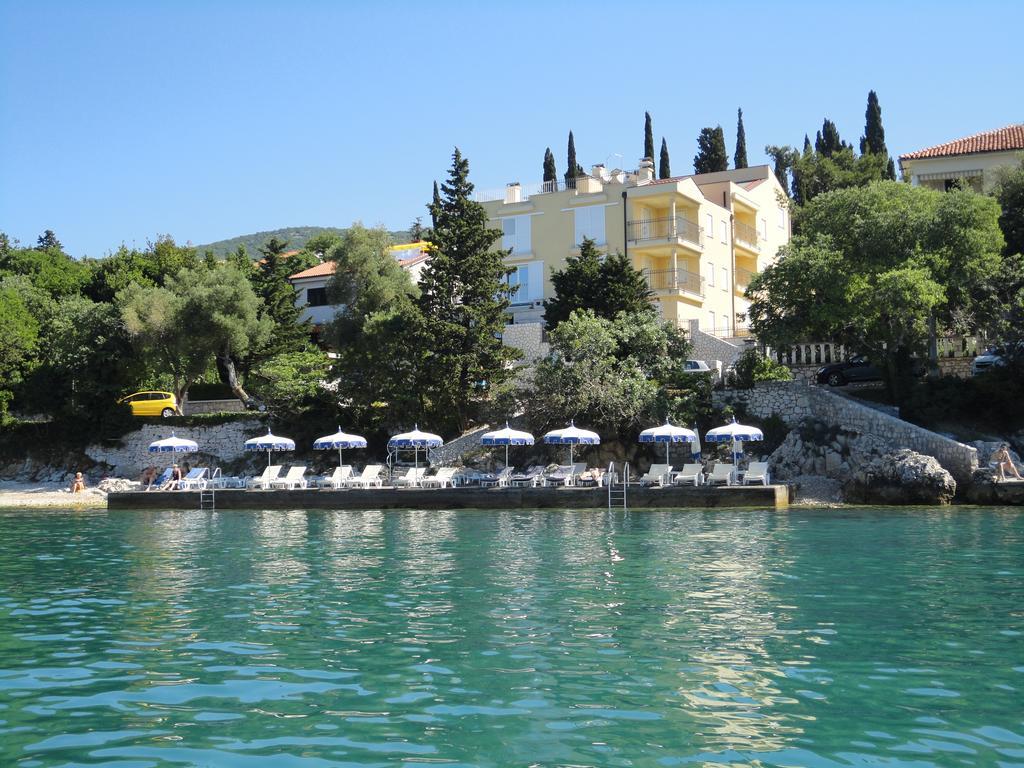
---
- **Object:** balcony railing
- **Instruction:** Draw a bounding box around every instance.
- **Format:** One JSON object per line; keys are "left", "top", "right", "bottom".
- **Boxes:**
{"left": 734, "top": 220, "right": 761, "bottom": 250}
{"left": 735, "top": 267, "right": 757, "bottom": 289}
{"left": 643, "top": 268, "right": 705, "bottom": 297}
{"left": 627, "top": 216, "right": 703, "bottom": 248}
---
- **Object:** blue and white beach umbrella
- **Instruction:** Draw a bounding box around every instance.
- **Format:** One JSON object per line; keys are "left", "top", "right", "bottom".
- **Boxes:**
{"left": 313, "top": 427, "right": 367, "bottom": 470}
{"left": 148, "top": 432, "right": 199, "bottom": 453}
{"left": 388, "top": 425, "right": 443, "bottom": 481}
{"left": 543, "top": 420, "right": 600, "bottom": 466}
{"left": 638, "top": 421, "right": 697, "bottom": 466}
{"left": 691, "top": 426, "right": 702, "bottom": 463}
{"left": 244, "top": 429, "right": 296, "bottom": 467}
{"left": 481, "top": 422, "right": 535, "bottom": 468}
{"left": 704, "top": 418, "right": 763, "bottom": 464}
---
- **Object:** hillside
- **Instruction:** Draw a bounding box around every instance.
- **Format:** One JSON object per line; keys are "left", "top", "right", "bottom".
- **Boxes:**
{"left": 198, "top": 226, "right": 412, "bottom": 259}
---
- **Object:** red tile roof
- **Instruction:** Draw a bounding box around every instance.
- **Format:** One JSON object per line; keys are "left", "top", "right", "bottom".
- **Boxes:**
{"left": 900, "top": 124, "right": 1024, "bottom": 160}
{"left": 289, "top": 261, "right": 335, "bottom": 280}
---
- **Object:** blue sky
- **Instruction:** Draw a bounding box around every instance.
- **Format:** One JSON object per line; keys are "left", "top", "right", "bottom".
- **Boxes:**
{"left": 2, "top": 0, "right": 1022, "bottom": 258}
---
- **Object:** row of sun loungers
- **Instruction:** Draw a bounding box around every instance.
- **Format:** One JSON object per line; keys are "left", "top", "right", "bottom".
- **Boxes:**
{"left": 638, "top": 462, "right": 771, "bottom": 486}
{"left": 150, "top": 461, "right": 770, "bottom": 491}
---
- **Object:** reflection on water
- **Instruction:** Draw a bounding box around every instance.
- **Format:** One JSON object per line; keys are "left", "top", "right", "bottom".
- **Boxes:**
{"left": 0, "top": 506, "right": 1022, "bottom": 766}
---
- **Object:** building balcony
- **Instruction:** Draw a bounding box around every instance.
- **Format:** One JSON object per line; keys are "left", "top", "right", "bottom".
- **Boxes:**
{"left": 643, "top": 268, "right": 704, "bottom": 298}
{"left": 735, "top": 267, "right": 757, "bottom": 292}
{"left": 627, "top": 216, "right": 703, "bottom": 251}
{"left": 734, "top": 220, "right": 761, "bottom": 253}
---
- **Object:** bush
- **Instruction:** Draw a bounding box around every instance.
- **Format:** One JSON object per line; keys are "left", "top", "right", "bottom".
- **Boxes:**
{"left": 902, "top": 370, "right": 1024, "bottom": 435}
{"left": 727, "top": 348, "right": 793, "bottom": 389}
{"left": 188, "top": 382, "right": 236, "bottom": 401}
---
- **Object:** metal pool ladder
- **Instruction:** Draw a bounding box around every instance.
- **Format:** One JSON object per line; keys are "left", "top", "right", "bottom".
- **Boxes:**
{"left": 200, "top": 470, "right": 217, "bottom": 511}
{"left": 607, "top": 461, "right": 629, "bottom": 512}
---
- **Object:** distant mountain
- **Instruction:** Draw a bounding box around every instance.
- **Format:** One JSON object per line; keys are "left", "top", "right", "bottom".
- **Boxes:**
{"left": 197, "top": 226, "right": 412, "bottom": 259}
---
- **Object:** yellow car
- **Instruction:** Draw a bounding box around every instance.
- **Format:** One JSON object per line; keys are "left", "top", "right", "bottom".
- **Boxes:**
{"left": 119, "top": 391, "right": 178, "bottom": 417}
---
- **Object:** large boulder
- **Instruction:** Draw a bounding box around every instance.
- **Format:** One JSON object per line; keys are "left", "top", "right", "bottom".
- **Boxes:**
{"left": 843, "top": 448, "right": 956, "bottom": 505}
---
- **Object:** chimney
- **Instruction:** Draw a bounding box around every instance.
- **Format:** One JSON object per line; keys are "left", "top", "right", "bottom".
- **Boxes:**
{"left": 591, "top": 163, "right": 606, "bottom": 180}
{"left": 638, "top": 158, "right": 655, "bottom": 183}
{"left": 504, "top": 182, "right": 522, "bottom": 204}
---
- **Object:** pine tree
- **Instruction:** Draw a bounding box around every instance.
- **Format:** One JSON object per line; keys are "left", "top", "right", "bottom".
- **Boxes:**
{"left": 860, "top": 90, "right": 887, "bottom": 156}
{"left": 791, "top": 136, "right": 813, "bottom": 206}
{"left": 693, "top": 126, "right": 729, "bottom": 174}
{"left": 543, "top": 147, "right": 557, "bottom": 186}
{"left": 35, "top": 230, "right": 62, "bottom": 251}
{"left": 565, "top": 130, "right": 584, "bottom": 183}
{"left": 644, "top": 112, "right": 654, "bottom": 161}
{"left": 419, "top": 148, "right": 518, "bottom": 432}
{"left": 659, "top": 137, "right": 671, "bottom": 179}
{"left": 734, "top": 108, "right": 748, "bottom": 169}
{"left": 815, "top": 119, "right": 843, "bottom": 157}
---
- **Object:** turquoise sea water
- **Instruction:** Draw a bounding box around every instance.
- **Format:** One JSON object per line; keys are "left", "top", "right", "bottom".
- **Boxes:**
{"left": 0, "top": 507, "right": 1022, "bottom": 767}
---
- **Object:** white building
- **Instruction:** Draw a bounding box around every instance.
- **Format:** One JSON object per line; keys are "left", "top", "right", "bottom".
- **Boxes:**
{"left": 900, "top": 124, "right": 1024, "bottom": 193}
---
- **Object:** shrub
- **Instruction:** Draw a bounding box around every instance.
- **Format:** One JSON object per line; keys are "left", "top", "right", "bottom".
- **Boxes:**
{"left": 902, "top": 370, "right": 1024, "bottom": 434}
{"left": 728, "top": 348, "right": 794, "bottom": 389}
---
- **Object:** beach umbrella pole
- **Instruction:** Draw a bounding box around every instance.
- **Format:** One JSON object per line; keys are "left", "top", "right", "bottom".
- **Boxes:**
{"left": 505, "top": 444, "right": 509, "bottom": 469}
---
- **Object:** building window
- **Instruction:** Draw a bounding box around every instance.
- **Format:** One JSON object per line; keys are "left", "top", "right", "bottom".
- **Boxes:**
{"left": 306, "top": 287, "right": 328, "bottom": 307}
{"left": 507, "top": 260, "right": 544, "bottom": 305}
{"left": 760, "top": 217, "right": 768, "bottom": 238}
{"left": 721, "top": 219, "right": 728, "bottom": 243}
{"left": 705, "top": 213, "right": 714, "bottom": 239}
{"left": 502, "top": 215, "right": 531, "bottom": 255}
{"left": 706, "top": 310, "right": 716, "bottom": 333}
{"left": 706, "top": 261, "right": 715, "bottom": 288}
{"left": 721, "top": 266, "right": 728, "bottom": 291}
{"left": 778, "top": 207, "right": 786, "bottom": 229}
{"left": 574, "top": 205, "right": 606, "bottom": 245}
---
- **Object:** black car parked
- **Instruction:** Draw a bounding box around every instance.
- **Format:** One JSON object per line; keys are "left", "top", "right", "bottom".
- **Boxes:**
{"left": 816, "top": 355, "right": 927, "bottom": 386}
{"left": 815, "top": 356, "right": 882, "bottom": 387}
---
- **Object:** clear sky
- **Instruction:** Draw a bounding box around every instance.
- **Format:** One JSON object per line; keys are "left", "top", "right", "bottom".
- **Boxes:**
{"left": 2, "top": 0, "right": 1022, "bottom": 258}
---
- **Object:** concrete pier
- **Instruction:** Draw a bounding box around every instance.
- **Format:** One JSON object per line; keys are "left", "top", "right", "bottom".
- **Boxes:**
{"left": 108, "top": 484, "right": 790, "bottom": 510}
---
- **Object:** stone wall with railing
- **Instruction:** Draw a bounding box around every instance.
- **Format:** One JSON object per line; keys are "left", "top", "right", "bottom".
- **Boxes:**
{"left": 713, "top": 380, "right": 978, "bottom": 484}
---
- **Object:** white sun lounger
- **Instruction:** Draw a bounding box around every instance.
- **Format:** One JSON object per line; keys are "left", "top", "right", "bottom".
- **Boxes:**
{"left": 639, "top": 463, "right": 672, "bottom": 486}
{"left": 271, "top": 465, "right": 307, "bottom": 490}
{"left": 394, "top": 467, "right": 427, "bottom": 487}
{"left": 345, "top": 465, "right": 384, "bottom": 488}
{"left": 178, "top": 467, "right": 209, "bottom": 491}
{"left": 422, "top": 467, "right": 458, "bottom": 488}
{"left": 742, "top": 462, "right": 771, "bottom": 486}
{"left": 247, "top": 465, "right": 282, "bottom": 490}
{"left": 674, "top": 463, "right": 704, "bottom": 487}
{"left": 480, "top": 467, "right": 514, "bottom": 488}
{"left": 705, "top": 463, "right": 736, "bottom": 487}
{"left": 315, "top": 466, "right": 353, "bottom": 489}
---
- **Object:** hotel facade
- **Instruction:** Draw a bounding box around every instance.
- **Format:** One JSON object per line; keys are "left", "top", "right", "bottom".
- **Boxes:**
{"left": 479, "top": 161, "right": 791, "bottom": 335}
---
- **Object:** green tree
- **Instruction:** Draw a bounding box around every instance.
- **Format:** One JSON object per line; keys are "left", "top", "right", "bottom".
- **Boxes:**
{"left": 815, "top": 118, "right": 844, "bottom": 157}
{"left": 748, "top": 182, "right": 1004, "bottom": 402}
{"left": 644, "top": 111, "right": 654, "bottom": 161}
{"left": 1, "top": 241, "right": 90, "bottom": 298}
{"left": 543, "top": 147, "right": 557, "bottom": 186}
{"left": 0, "top": 286, "right": 39, "bottom": 416}
{"left": 249, "top": 349, "right": 332, "bottom": 416}
{"left": 790, "top": 145, "right": 889, "bottom": 207}
{"left": 525, "top": 310, "right": 696, "bottom": 434}
{"left": 565, "top": 130, "right": 584, "bottom": 183}
{"left": 119, "top": 265, "right": 272, "bottom": 406}
{"left": 431, "top": 181, "right": 441, "bottom": 229}
{"left": 659, "top": 137, "right": 671, "bottom": 179}
{"left": 734, "top": 108, "right": 748, "bottom": 169}
{"left": 764, "top": 144, "right": 798, "bottom": 196}
{"left": 996, "top": 160, "right": 1024, "bottom": 256}
{"left": 250, "top": 236, "right": 315, "bottom": 351}
{"left": 420, "top": 148, "right": 519, "bottom": 432}
{"left": 544, "top": 238, "right": 653, "bottom": 327}
{"left": 694, "top": 126, "right": 728, "bottom": 174}
{"left": 860, "top": 90, "right": 887, "bottom": 156}
{"left": 35, "top": 229, "right": 62, "bottom": 252}
{"left": 325, "top": 223, "right": 419, "bottom": 342}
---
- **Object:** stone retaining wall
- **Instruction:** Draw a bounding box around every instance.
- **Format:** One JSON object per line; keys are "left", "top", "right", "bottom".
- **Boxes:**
{"left": 183, "top": 398, "right": 246, "bottom": 415}
{"left": 85, "top": 418, "right": 265, "bottom": 478}
{"left": 502, "top": 322, "right": 549, "bottom": 363}
{"left": 714, "top": 381, "right": 978, "bottom": 484}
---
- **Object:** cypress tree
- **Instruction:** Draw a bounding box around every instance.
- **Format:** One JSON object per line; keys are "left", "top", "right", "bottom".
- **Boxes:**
{"left": 886, "top": 157, "right": 897, "bottom": 181}
{"left": 860, "top": 90, "right": 887, "bottom": 156}
{"left": 659, "top": 137, "right": 671, "bottom": 179}
{"left": 734, "top": 108, "right": 749, "bottom": 169}
{"left": 565, "top": 131, "right": 584, "bottom": 183}
{"left": 543, "top": 147, "right": 557, "bottom": 185}
{"left": 693, "top": 126, "right": 729, "bottom": 174}
{"left": 815, "top": 119, "right": 843, "bottom": 157}
{"left": 430, "top": 181, "right": 441, "bottom": 228}
{"left": 644, "top": 112, "right": 654, "bottom": 161}
{"left": 420, "top": 148, "right": 518, "bottom": 432}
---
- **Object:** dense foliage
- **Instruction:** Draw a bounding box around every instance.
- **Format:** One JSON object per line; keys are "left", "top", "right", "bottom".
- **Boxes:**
{"left": 693, "top": 126, "right": 728, "bottom": 174}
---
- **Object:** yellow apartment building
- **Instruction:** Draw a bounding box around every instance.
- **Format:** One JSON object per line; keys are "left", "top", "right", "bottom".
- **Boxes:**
{"left": 479, "top": 160, "right": 791, "bottom": 336}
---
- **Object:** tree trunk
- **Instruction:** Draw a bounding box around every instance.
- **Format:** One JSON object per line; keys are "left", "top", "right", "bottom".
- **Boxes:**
{"left": 217, "top": 349, "right": 254, "bottom": 407}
